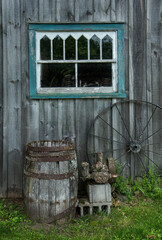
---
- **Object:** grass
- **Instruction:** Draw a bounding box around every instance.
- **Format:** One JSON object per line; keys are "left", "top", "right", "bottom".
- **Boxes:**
{"left": 0, "top": 172, "right": 161, "bottom": 240}
{"left": 0, "top": 197, "right": 161, "bottom": 240}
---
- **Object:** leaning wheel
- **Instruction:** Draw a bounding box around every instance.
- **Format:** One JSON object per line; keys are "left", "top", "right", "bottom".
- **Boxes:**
{"left": 87, "top": 100, "right": 162, "bottom": 178}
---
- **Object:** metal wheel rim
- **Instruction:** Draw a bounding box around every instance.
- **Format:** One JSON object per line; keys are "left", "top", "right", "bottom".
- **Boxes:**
{"left": 86, "top": 99, "right": 162, "bottom": 177}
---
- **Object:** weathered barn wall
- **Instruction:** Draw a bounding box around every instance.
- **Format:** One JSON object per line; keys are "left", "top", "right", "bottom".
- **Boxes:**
{"left": 0, "top": 0, "right": 161, "bottom": 197}
{"left": 151, "top": 0, "right": 162, "bottom": 106}
{"left": 0, "top": 0, "right": 3, "bottom": 196}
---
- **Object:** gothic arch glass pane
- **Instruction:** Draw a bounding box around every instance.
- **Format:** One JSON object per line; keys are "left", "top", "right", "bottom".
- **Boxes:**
{"left": 53, "top": 35, "right": 63, "bottom": 60}
{"left": 78, "top": 35, "right": 88, "bottom": 60}
{"left": 65, "top": 36, "right": 75, "bottom": 60}
{"left": 90, "top": 35, "right": 100, "bottom": 59}
{"left": 102, "top": 35, "right": 112, "bottom": 59}
{"left": 40, "top": 35, "right": 51, "bottom": 60}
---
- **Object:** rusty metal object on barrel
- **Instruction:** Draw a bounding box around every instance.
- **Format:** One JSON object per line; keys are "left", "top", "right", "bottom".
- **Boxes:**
{"left": 91, "top": 171, "right": 111, "bottom": 184}
{"left": 81, "top": 152, "right": 119, "bottom": 184}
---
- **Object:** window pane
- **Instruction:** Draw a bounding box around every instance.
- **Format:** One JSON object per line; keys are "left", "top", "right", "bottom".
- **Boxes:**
{"left": 102, "top": 35, "right": 113, "bottom": 59}
{"left": 53, "top": 35, "right": 63, "bottom": 60}
{"left": 40, "top": 35, "right": 51, "bottom": 60}
{"left": 41, "top": 64, "right": 75, "bottom": 87}
{"left": 78, "top": 35, "right": 88, "bottom": 60}
{"left": 65, "top": 36, "right": 75, "bottom": 60}
{"left": 78, "top": 63, "right": 112, "bottom": 87}
{"left": 90, "top": 35, "right": 100, "bottom": 59}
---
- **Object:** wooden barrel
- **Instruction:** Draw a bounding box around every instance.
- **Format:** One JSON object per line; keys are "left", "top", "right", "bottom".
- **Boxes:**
{"left": 24, "top": 140, "right": 78, "bottom": 223}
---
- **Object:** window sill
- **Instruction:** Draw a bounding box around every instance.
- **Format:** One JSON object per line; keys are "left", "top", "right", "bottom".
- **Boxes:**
{"left": 29, "top": 92, "right": 127, "bottom": 99}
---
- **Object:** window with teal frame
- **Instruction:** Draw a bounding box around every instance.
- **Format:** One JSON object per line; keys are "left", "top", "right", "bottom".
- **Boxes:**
{"left": 29, "top": 23, "right": 126, "bottom": 99}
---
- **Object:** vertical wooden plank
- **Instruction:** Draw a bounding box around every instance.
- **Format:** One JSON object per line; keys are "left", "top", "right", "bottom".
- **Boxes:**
{"left": 51, "top": 101, "right": 59, "bottom": 140}
{"left": 116, "top": 0, "right": 129, "bottom": 94}
{"left": 94, "top": 0, "right": 111, "bottom": 22}
{"left": 78, "top": 0, "right": 94, "bottom": 22}
{"left": 75, "top": 99, "right": 94, "bottom": 191}
{"left": 133, "top": 0, "right": 147, "bottom": 178}
{"left": 24, "top": 1, "right": 40, "bottom": 209}
{"left": 38, "top": 0, "right": 44, "bottom": 21}
{"left": 128, "top": 0, "right": 135, "bottom": 180}
{"left": 57, "top": 100, "right": 63, "bottom": 140}
{"left": 0, "top": 0, "right": 6, "bottom": 197}
{"left": 26, "top": 0, "right": 39, "bottom": 22}
{"left": 116, "top": 0, "right": 130, "bottom": 178}
{"left": 115, "top": 0, "right": 125, "bottom": 22}
{"left": 124, "top": 0, "right": 129, "bottom": 94}
{"left": 39, "top": 0, "right": 56, "bottom": 22}
{"left": 133, "top": 0, "right": 147, "bottom": 100}
{"left": 38, "top": 0, "right": 57, "bottom": 142}
{"left": 110, "top": 0, "right": 116, "bottom": 22}
{"left": 151, "top": 0, "right": 162, "bottom": 106}
{"left": 151, "top": 0, "right": 162, "bottom": 170}
{"left": 25, "top": 0, "right": 40, "bottom": 145}
{"left": 39, "top": 101, "right": 46, "bottom": 140}
{"left": 60, "top": 0, "right": 75, "bottom": 22}
{"left": 21, "top": 0, "right": 30, "bottom": 189}
{"left": 0, "top": 0, "right": 2, "bottom": 161}
{"left": 93, "top": 100, "right": 112, "bottom": 166}
{"left": 1, "top": 0, "right": 8, "bottom": 198}
{"left": 55, "top": 99, "right": 76, "bottom": 141}
{"left": 39, "top": 101, "right": 58, "bottom": 141}
{"left": 74, "top": 0, "right": 79, "bottom": 22}
{"left": 55, "top": 0, "right": 61, "bottom": 22}
{"left": 6, "top": 0, "right": 22, "bottom": 197}
{"left": 146, "top": 0, "right": 153, "bottom": 170}
{"left": 62, "top": 100, "right": 76, "bottom": 141}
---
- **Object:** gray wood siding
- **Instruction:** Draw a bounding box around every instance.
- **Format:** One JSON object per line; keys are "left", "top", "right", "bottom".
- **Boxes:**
{"left": 0, "top": 0, "right": 162, "bottom": 197}
{"left": 0, "top": 0, "right": 4, "bottom": 197}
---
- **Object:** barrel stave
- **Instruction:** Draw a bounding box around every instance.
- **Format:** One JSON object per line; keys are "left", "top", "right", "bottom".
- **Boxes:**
{"left": 24, "top": 140, "right": 78, "bottom": 222}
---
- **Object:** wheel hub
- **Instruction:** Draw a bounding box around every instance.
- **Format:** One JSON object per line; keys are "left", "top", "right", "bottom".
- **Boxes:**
{"left": 129, "top": 141, "right": 141, "bottom": 153}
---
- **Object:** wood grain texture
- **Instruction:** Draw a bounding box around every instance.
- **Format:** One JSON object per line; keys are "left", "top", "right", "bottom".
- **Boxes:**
{"left": 75, "top": 99, "right": 94, "bottom": 190}
{"left": 1, "top": 0, "right": 9, "bottom": 197}
{"left": 24, "top": 142, "right": 78, "bottom": 221}
{"left": 39, "top": 0, "right": 56, "bottom": 22}
{"left": 110, "top": 0, "right": 116, "bottom": 22}
{"left": 0, "top": 0, "right": 4, "bottom": 197}
{"left": 78, "top": 0, "right": 94, "bottom": 22}
{"left": 0, "top": 0, "right": 162, "bottom": 197}
{"left": 94, "top": 0, "right": 111, "bottom": 22}
{"left": 150, "top": 0, "right": 162, "bottom": 169}
{"left": 116, "top": 0, "right": 125, "bottom": 22}
{"left": 25, "top": 0, "right": 40, "bottom": 145}
{"left": 7, "top": 0, "right": 22, "bottom": 197}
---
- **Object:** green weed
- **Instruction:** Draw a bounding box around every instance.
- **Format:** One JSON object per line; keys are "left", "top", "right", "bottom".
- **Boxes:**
{"left": 113, "top": 169, "right": 162, "bottom": 200}
{"left": 133, "top": 170, "right": 162, "bottom": 199}
{"left": 113, "top": 176, "right": 133, "bottom": 200}
{"left": 0, "top": 171, "right": 161, "bottom": 240}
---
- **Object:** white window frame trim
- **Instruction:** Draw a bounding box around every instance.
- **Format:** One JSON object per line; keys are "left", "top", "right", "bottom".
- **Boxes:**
{"left": 36, "top": 31, "right": 118, "bottom": 95}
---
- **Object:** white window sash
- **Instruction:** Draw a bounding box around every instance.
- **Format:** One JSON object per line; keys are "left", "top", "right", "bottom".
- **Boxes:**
{"left": 36, "top": 31, "right": 117, "bottom": 94}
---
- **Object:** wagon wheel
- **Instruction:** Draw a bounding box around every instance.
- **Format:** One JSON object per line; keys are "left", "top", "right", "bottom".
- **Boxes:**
{"left": 87, "top": 100, "right": 162, "bottom": 177}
